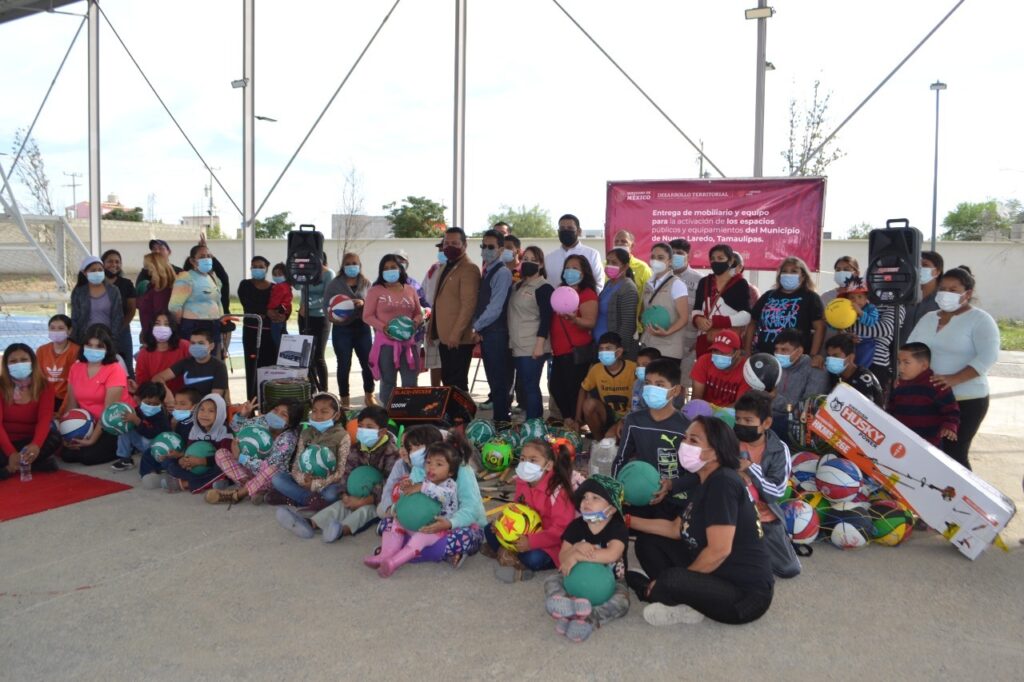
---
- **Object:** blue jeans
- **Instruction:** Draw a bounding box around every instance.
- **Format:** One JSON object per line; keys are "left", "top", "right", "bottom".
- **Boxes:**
{"left": 484, "top": 523, "right": 556, "bottom": 571}
{"left": 513, "top": 354, "right": 548, "bottom": 420}
{"left": 480, "top": 328, "right": 510, "bottom": 423}
{"left": 139, "top": 451, "right": 163, "bottom": 477}
{"left": 331, "top": 320, "right": 374, "bottom": 397}
{"left": 116, "top": 430, "right": 152, "bottom": 461}
{"left": 116, "top": 326, "right": 135, "bottom": 379}
{"left": 271, "top": 471, "right": 342, "bottom": 507}
{"left": 377, "top": 343, "right": 417, "bottom": 408}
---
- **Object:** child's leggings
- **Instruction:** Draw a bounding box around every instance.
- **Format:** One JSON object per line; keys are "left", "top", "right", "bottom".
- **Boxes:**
{"left": 215, "top": 448, "right": 278, "bottom": 495}
{"left": 544, "top": 573, "right": 630, "bottom": 627}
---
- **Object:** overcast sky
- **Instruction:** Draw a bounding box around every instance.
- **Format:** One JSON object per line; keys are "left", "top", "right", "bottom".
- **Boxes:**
{"left": 1, "top": 0, "right": 1021, "bottom": 244}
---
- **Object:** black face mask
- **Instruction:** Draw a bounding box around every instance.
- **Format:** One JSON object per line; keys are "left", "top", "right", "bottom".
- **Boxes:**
{"left": 558, "top": 230, "right": 577, "bottom": 247}
{"left": 733, "top": 423, "right": 761, "bottom": 443}
{"left": 520, "top": 261, "right": 540, "bottom": 278}
{"left": 710, "top": 261, "right": 731, "bottom": 276}
{"left": 104, "top": 268, "right": 118, "bottom": 279}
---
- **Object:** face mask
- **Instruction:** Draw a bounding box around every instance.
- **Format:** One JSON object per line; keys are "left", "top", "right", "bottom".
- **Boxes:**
{"left": 251, "top": 268, "right": 267, "bottom": 280}
{"left": 711, "top": 353, "right": 733, "bottom": 371}
{"left": 343, "top": 265, "right": 361, "bottom": 278}
{"left": 774, "top": 352, "right": 793, "bottom": 369}
{"left": 265, "top": 411, "right": 287, "bottom": 430}
{"left": 650, "top": 259, "right": 668, "bottom": 275}
{"left": 308, "top": 418, "right": 334, "bottom": 433}
{"left": 678, "top": 442, "right": 707, "bottom": 473}
{"left": 48, "top": 330, "right": 68, "bottom": 344}
{"left": 710, "top": 261, "right": 731, "bottom": 276}
{"left": 273, "top": 276, "right": 287, "bottom": 284}
{"left": 642, "top": 385, "right": 671, "bottom": 410}
{"left": 825, "top": 356, "right": 847, "bottom": 375}
{"left": 152, "top": 325, "right": 173, "bottom": 342}
{"left": 733, "top": 423, "right": 762, "bottom": 444}
{"left": 196, "top": 257, "right": 214, "bottom": 274}
{"left": 443, "top": 245, "right": 463, "bottom": 261}
{"left": 382, "top": 269, "right": 401, "bottom": 284}
{"left": 357, "top": 427, "right": 381, "bottom": 448}
{"left": 558, "top": 230, "right": 577, "bottom": 247}
{"left": 598, "top": 350, "right": 618, "bottom": 366}
{"left": 562, "top": 268, "right": 582, "bottom": 286}
{"left": 436, "top": 251, "right": 448, "bottom": 265}
{"left": 409, "top": 447, "right": 426, "bottom": 469}
{"left": 919, "top": 267, "right": 935, "bottom": 286}
{"left": 86, "top": 271, "right": 105, "bottom": 285}
{"left": 84, "top": 347, "right": 106, "bottom": 363}
{"left": 834, "top": 270, "right": 854, "bottom": 287}
{"left": 672, "top": 253, "right": 687, "bottom": 270}
{"left": 779, "top": 273, "right": 801, "bottom": 291}
{"left": 500, "top": 250, "right": 514, "bottom": 264}
{"left": 516, "top": 460, "right": 545, "bottom": 483}
{"left": 582, "top": 507, "right": 613, "bottom": 524}
{"left": 604, "top": 265, "right": 620, "bottom": 279}
{"left": 140, "top": 402, "right": 163, "bottom": 418}
{"left": 172, "top": 409, "right": 193, "bottom": 422}
{"left": 189, "top": 343, "right": 210, "bottom": 360}
{"left": 481, "top": 247, "right": 499, "bottom": 264}
{"left": 635, "top": 366, "right": 646, "bottom": 381}
{"left": 520, "top": 261, "right": 540, "bottom": 278}
{"left": 8, "top": 362, "right": 32, "bottom": 380}
{"left": 104, "top": 268, "right": 119, "bottom": 279}
{"left": 935, "top": 290, "right": 964, "bottom": 313}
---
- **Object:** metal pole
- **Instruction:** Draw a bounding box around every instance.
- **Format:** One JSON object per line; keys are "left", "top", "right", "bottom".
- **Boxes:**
{"left": 753, "top": 0, "right": 768, "bottom": 177}
{"left": 242, "top": 0, "right": 255, "bottom": 264}
{"left": 452, "top": 0, "right": 467, "bottom": 228}
{"left": 88, "top": 0, "right": 101, "bottom": 255}
{"left": 929, "top": 81, "right": 946, "bottom": 251}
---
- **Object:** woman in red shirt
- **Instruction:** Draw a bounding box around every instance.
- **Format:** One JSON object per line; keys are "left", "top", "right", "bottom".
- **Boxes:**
{"left": 133, "top": 311, "right": 190, "bottom": 395}
{"left": 549, "top": 255, "right": 598, "bottom": 429}
{"left": 0, "top": 344, "right": 60, "bottom": 478}
{"left": 61, "top": 324, "right": 129, "bottom": 466}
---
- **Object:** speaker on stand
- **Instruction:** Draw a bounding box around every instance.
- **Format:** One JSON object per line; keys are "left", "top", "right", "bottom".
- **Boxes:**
{"left": 286, "top": 224, "right": 325, "bottom": 392}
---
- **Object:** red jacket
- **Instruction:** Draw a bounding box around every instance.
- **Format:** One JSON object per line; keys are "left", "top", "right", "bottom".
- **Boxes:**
{"left": 514, "top": 470, "right": 576, "bottom": 566}
{"left": 0, "top": 385, "right": 56, "bottom": 456}
{"left": 268, "top": 283, "right": 293, "bottom": 318}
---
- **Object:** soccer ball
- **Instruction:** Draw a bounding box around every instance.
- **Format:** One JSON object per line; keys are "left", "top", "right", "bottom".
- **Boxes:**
{"left": 298, "top": 444, "right": 337, "bottom": 477}
{"left": 101, "top": 402, "right": 136, "bottom": 436}
{"left": 493, "top": 503, "right": 542, "bottom": 551}
{"left": 150, "top": 431, "right": 183, "bottom": 462}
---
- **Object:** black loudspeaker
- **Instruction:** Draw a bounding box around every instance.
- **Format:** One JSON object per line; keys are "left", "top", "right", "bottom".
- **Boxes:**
{"left": 387, "top": 386, "right": 477, "bottom": 428}
{"left": 867, "top": 219, "right": 922, "bottom": 306}
{"left": 286, "top": 224, "right": 324, "bottom": 285}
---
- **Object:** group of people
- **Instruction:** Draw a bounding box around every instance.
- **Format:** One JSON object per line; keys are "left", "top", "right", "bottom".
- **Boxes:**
{"left": 0, "top": 219, "right": 1003, "bottom": 636}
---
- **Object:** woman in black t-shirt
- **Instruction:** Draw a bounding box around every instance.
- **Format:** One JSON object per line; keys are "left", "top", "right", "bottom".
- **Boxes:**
{"left": 102, "top": 249, "right": 139, "bottom": 379}
{"left": 627, "top": 416, "right": 774, "bottom": 625}
{"left": 746, "top": 256, "right": 825, "bottom": 365}
{"left": 237, "top": 256, "right": 279, "bottom": 399}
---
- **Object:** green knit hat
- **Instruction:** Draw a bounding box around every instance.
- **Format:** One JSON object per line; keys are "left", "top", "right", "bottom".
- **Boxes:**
{"left": 575, "top": 474, "right": 624, "bottom": 516}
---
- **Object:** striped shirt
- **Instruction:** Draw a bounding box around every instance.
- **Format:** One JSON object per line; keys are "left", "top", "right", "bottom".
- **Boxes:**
{"left": 886, "top": 369, "right": 960, "bottom": 446}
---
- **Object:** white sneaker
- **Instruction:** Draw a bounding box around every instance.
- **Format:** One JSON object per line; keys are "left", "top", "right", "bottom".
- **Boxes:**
{"left": 643, "top": 602, "right": 705, "bottom": 626}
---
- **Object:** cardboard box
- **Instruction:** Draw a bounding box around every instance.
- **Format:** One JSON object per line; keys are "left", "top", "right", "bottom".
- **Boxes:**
{"left": 809, "top": 383, "right": 1016, "bottom": 560}
{"left": 256, "top": 365, "right": 310, "bottom": 408}
{"left": 277, "top": 335, "right": 313, "bottom": 368}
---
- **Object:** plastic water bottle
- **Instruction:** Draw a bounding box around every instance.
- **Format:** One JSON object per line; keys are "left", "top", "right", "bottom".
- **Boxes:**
{"left": 589, "top": 438, "right": 617, "bottom": 476}
{"left": 19, "top": 450, "right": 32, "bottom": 482}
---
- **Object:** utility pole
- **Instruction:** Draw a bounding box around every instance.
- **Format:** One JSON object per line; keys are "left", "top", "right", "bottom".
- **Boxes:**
{"left": 746, "top": 2, "right": 774, "bottom": 177}
{"left": 206, "top": 167, "right": 220, "bottom": 236}
{"left": 63, "top": 171, "right": 82, "bottom": 216}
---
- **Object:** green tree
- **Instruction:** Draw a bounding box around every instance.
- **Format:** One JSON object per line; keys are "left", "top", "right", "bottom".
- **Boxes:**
{"left": 254, "top": 211, "right": 294, "bottom": 238}
{"left": 846, "top": 222, "right": 873, "bottom": 239}
{"left": 384, "top": 196, "right": 447, "bottom": 238}
{"left": 782, "top": 80, "right": 845, "bottom": 177}
{"left": 942, "top": 200, "right": 1010, "bottom": 241}
{"left": 486, "top": 204, "right": 556, "bottom": 238}
{"left": 104, "top": 206, "right": 144, "bottom": 221}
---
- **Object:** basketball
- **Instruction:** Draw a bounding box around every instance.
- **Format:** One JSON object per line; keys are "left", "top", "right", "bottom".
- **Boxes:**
{"left": 563, "top": 561, "right": 617, "bottom": 606}
{"left": 237, "top": 424, "right": 274, "bottom": 459}
{"left": 791, "top": 451, "right": 820, "bottom": 492}
{"left": 827, "top": 508, "right": 873, "bottom": 549}
{"left": 385, "top": 315, "right": 415, "bottom": 341}
{"left": 149, "top": 431, "right": 183, "bottom": 462}
{"left": 825, "top": 297, "right": 858, "bottom": 330}
{"left": 550, "top": 286, "right": 580, "bottom": 315}
{"left": 328, "top": 294, "right": 357, "bottom": 323}
{"left": 101, "top": 402, "right": 135, "bottom": 436}
{"left": 465, "top": 418, "right": 496, "bottom": 447}
{"left": 641, "top": 305, "right": 671, "bottom": 330}
{"left": 480, "top": 439, "right": 513, "bottom": 473}
{"left": 781, "top": 499, "right": 820, "bottom": 544}
{"left": 815, "top": 456, "right": 863, "bottom": 502}
{"left": 493, "top": 503, "right": 543, "bottom": 550}
{"left": 779, "top": 478, "right": 797, "bottom": 503}
{"left": 184, "top": 440, "right": 216, "bottom": 475}
{"left": 800, "top": 491, "right": 832, "bottom": 524}
{"left": 395, "top": 492, "right": 442, "bottom": 531}
{"left": 743, "top": 353, "right": 782, "bottom": 392}
{"left": 869, "top": 499, "right": 915, "bottom": 546}
{"left": 58, "top": 408, "right": 94, "bottom": 442}
{"left": 616, "top": 460, "right": 661, "bottom": 506}
{"left": 681, "top": 399, "right": 713, "bottom": 420}
{"left": 347, "top": 465, "right": 384, "bottom": 497}
{"left": 298, "top": 444, "right": 337, "bottom": 477}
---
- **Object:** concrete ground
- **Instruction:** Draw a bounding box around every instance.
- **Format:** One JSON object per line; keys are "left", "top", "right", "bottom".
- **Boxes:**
{"left": 2, "top": 353, "right": 1023, "bottom": 680}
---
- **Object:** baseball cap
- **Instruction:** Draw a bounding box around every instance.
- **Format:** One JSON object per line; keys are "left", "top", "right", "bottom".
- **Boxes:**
{"left": 709, "top": 329, "right": 741, "bottom": 354}
{"left": 149, "top": 238, "right": 171, "bottom": 253}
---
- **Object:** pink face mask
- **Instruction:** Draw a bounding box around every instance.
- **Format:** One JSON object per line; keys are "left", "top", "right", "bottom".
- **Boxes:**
{"left": 678, "top": 442, "right": 707, "bottom": 473}
{"left": 604, "top": 265, "right": 621, "bottom": 279}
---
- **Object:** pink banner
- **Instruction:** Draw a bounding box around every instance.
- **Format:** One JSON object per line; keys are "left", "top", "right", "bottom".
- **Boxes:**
{"left": 605, "top": 178, "right": 826, "bottom": 270}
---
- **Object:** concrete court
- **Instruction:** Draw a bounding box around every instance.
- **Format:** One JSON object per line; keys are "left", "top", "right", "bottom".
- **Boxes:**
{"left": 2, "top": 354, "right": 1023, "bottom": 681}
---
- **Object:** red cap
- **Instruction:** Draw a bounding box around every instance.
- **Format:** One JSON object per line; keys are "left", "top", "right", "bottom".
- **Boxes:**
{"left": 709, "top": 330, "right": 741, "bottom": 354}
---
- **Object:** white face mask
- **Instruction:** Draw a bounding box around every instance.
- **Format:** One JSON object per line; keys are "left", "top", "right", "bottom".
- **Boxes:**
{"left": 935, "top": 290, "right": 964, "bottom": 313}
{"left": 650, "top": 260, "right": 668, "bottom": 275}
{"left": 515, "top": 460, "right": 544, "bottom": 483}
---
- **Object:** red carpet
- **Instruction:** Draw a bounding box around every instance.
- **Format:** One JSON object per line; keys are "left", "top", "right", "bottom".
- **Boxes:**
{"left": 0, "top": 470, "right": 132, "bottom": 522}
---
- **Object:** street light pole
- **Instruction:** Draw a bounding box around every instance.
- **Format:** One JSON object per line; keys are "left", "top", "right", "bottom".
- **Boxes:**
{"left": 929, "top": 80, "right": 947, "bottom": 251}
{"left": 747, "top": 2, "right": 774, "bottom": 177}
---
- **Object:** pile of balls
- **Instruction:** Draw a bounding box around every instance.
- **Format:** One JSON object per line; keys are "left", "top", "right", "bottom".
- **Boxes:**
{"left": 466, "top": 417, "right": 582, "bottom": 475}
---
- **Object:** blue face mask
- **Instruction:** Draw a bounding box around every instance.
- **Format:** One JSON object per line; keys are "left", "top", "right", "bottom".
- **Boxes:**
{"left": 197, "top": 257, "right": 214, "bottom": 274}
{"left": 83, "top": 347, "right": 106, "bottom": 363}
{"left": 825, "top": 356, "right": 847, "bottom": 375}
{"left": 308, "top": 418, "right": 334, "bottom": 433}
{"left": 671, "top": 253, "right": 687, "bottom": 270}
{"left": 382, "top": 269, "right": 400, "bottom": 284}
{"left": 711, "top": 353, "right": 733, "bottom": 371}
{"left": 500, "top": 250, "right": 514, "bottom": 264}
{"left": 642, "top": 385, "right": 671, "bottom": 410}
{"left": 436, "top": 251, "right": 448, "bottom": 265}
{"left": 635, "top": 366, "right": 645, "bottom": 381}
{"left": 481, "top": 246, "right": 499, "bottom": 263}
{"left": 779, "top": 273, "right": 801, "bottom": 291}
{"left": 409, "top": 447, "right": 426, "bottom": 469}
{"left": 357, "top": 427, "right": 381, "bottom": 448}
{"left": 598, "top": 350, "right": 617, "bottom": 367}
{"left": 172, "top": 409, "right": 193, "bottom": 422}
{"left": 265, "top": 411, "right": 287, "bottom": 430}
{"left": 774, "top": 352, "right": 793, "bottom": 370}
{"left": 189, "top": 343, "right": 209, "bottom": 360}
{"left": 582, "top": 507, "right": 613, "bottom": 524}
{"left": 139, "top": 402, "right": 163, "bottom": 418}
{"left": 7, "top": 362, "right": 32, "bottom": 380}
{"left": 343, "top": 265, "right": 360, "bottom": 278}
{"left": 563, "top": 268, "right": 582, "bottom": 286}
{"left": 919, "top": 267, "right": 935, "bottom": 286}
{"left": 86, "top": 271, "right": 105, "bottom": 285}
{"left": 272, "top": 275, "right": 287, "bottom": 284}
{"left": 250, "top": 268, "right": 266, "bottom": 280}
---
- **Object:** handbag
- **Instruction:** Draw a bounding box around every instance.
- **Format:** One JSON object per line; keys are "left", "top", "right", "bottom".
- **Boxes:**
{"left": 558, "top": 315, "right": 594, "bottom": 365}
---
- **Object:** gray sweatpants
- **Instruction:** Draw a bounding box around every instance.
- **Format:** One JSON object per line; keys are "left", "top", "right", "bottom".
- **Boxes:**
{"left": 763, "top": 519, "right": 801, "bottom": 579}
{"left": 311, "top": 501, "right": 378, "bottom": 535}
{"left": 544, "top": 573, "right": 630, "bottom": 627}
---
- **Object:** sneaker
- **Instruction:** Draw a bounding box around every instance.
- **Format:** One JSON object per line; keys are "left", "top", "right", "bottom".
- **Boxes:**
{"left": 494, "top": 566, "right": 534, "bottom": 583}
{"left": 625, "top": 570, "right": 652, "bottom": 602}
{"left": 322, "top": 520, "right": 344, "bottom": 544}
{"left": 565, "top": 619, "right": 594, "bottom": 643}
{"left": 449, "top": 553, "right": 466, "bottom": 570}
{"left": 479, "top": 543, "right": 498, "bottom": 559}
{"left": 554, "top": 618, "right": 570, "bottom": 637}
{"left": 276, "top": 507, "right": 314, "bottom": 539}
{"left": 250, "top": 492, "right": 266, "bottom": 506}
{"left": 546, "top": 595, "right": 592, "bottom": 620}
{"left": 161, "top": 476, "right": 184, "bottom": 494}
{"left": 263, "top": 490, "right": 290, "bottom": 506}
{"left": 642, "top": 602, "right": 705, "bottom": 626}
{"left": 141, "top": 473, "right": 162, "bottom": 490}
{"left": 478, "top": 401, "right": 493, "bottom": 410}
{"left": 212, "top": 478, "right": 231, "bottom": 491}
{"left": 111, "top": 458, "right": 135, "bottom": 472}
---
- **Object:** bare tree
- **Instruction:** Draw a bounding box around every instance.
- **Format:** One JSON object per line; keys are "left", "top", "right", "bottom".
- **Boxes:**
{"left": 10, "top": 129, "right": 55, "bottom": 215}
{"left": 335, "top": 165, "right": 369, "bottom": 261}
{"left": 782, "top": 80, "right": 845, "bottom": 177}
